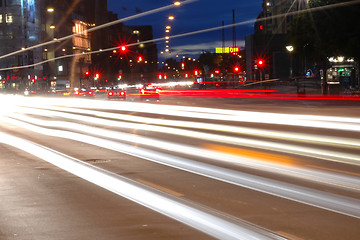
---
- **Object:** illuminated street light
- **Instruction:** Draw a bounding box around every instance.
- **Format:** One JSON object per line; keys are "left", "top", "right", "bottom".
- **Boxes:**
{"left": 286, "top": 45, "right": 294, "bottom": 52}
{"left": 49, "top": 24, "right": 55, "bottom": 29}
{"left": 168, "top": 15, "right": 175, "bottom": 20}
{"left": 47, "top": 8, "right": 54, "bottom": 12}
{"left": 174, "top": 1, "right": 181, "bottom": 6}
{"left": 166, "top": 25, "right": 171, "bottom": 29}
{"left": 286, "top": 46, "right": 294, "bottom": 77}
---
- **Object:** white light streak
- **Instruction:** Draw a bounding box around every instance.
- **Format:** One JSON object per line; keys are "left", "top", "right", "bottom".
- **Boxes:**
{"left": 1, "top": 116, "right": 360, "bottom": 219}
{"left": 0, "top": 131, "right": 286, "bottom": 240}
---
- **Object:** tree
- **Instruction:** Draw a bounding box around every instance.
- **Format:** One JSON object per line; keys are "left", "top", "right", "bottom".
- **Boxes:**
{"left": 288, "top": 0, "right": 360, "bottom": 64}
{"left": 198, "top": 51, "right": 223, "bottom": 76}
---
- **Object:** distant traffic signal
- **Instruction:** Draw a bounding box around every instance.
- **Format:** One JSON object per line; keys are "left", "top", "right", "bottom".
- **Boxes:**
{"left": 234, "top": 66, "right": 240, "bottom": 72}
{"left": 2, "top": 80, "right": 6, "bottom": 84}
{"left": 85, "top": 71, "right": 89, "bottom": 76}
{"left": 95, "top": 73, "right": 100, "bottom": 80}
{"left": 117, "top": 74, "right": 122, "bottom": 80}
{"left": 120, "top": 46, "right": 126, "bottom": 51}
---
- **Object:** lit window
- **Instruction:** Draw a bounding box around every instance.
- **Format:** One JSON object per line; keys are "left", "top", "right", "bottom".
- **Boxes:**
{"left": 0, "top": 15, "right": 2, "bottom": 23}
{"left": 6, "top": 14, "right": 13, "bottom": 23}
{"left": 58, "top": 65, "right": 63, "bottom": 72}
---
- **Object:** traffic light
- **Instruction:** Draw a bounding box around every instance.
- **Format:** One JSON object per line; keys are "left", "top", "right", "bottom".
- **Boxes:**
{"left": 158, "top": 74, "right": 162, "bottom": 79}
{"left": 31, "top": 78, "right": 35, "bottom": 83}
{"left": 117, "top": 74, "right": 122, "bottom": 81}
{"left": 138, "top": 56, "right": 143, "bottom": 62}
{"left": 85, "top": 71, "right": 89, "bottom": 76}
{"left": 234, "top": 66, "right": 240, "bottom": 72}
{"left": 194, "top": 70, "right": 198, "bottom": 76}
{"left": 2, "top": 80, "right": 6, "bottom": 84}
{"left": 258, "top": 59, "right": 264, "bottom": 68}
{"left": 185, "top": 73, "right": 189, "bottom": 78}
{"left": 181, "top": 62, "right": 185, "bottom": 70}
{"left": 120, "top": 46, "right": 126, "bottom": 52}
{"left": 95, "top": 73, "right": 100, "bottom": 80}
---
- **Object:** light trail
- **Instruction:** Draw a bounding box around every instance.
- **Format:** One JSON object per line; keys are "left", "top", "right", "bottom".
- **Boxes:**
{"left": 15, "top": 96, "right": 360, "bottom": 132}
{"left": 5, "top": 112, "right": 360, "bottom": 191}
{"left": 2, "top": 95, "right": 360, "bottom": 166}
{"left": 0, "top": 131, "right": 287, "bottom": 240}
{"left": 1, "top": 115, "right": 360, "bottom": 219}
{"left": 13, "top": 104, "right": 360, "bottom": 149}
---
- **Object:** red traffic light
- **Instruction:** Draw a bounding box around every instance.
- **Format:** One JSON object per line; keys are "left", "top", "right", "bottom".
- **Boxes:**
{"left": 31, "top": 78, "right": 35, "bottom": 83}
{"left": 117, "top": 74, "right": 122, "bottom": 80}
{"left": 120, "top": 46, "right": 126, "bottom": 51}
{"left": 2, "top": 80, "right": 6, "bottom": 84}
{"left": 194, "top": 70, "right": 199, "bottom": 76}
{"left": 85, "top": 71, "right": 89, "bottom": 76}
{"left": 95, "top": 73, "right": 100, "bottom": 79}
{"left": 258, "top": 60, "right": 264, "bottom": 66}
{"left": 234, "top": 66, "right": 240, "bottom": 72}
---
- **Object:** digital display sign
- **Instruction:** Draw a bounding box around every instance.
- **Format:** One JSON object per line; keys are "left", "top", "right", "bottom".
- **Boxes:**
{"left": 215, "top": 47, "right": 240, "bottom": 54}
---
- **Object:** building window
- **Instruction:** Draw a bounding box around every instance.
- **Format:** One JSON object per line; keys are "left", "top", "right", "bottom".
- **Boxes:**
{"left": 6, "top": 14, "right": 13, "bottom": 23}
{"left": 0, "top": 15, "right": 2, "bottom": 23}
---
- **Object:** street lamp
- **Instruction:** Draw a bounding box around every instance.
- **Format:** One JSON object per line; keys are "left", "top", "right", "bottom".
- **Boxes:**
{"left": 286, "top": 45, "right": 294, "bottom": 77}
{"left": 286, "top": 45, "right": 294, "bottom": 52}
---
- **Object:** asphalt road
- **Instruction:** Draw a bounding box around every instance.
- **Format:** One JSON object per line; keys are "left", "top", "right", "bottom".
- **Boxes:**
{"left": 0, "top": 93, "right": 359, "bottom": 240}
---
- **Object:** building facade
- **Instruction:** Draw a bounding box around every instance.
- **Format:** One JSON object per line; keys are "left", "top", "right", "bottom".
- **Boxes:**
{"left": 0, "top": 0, "right": 42, "bottom": 91}
{"left": 246, "top": 0, "right": 309, "bottom": 81}
{"left": 0, "top": 0, "right": 158, "bottom": 91}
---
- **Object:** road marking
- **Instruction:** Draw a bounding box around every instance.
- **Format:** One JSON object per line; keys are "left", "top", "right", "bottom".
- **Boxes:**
{"left": 136, "top": 178, "right": 184, "bottom": 197}
{"left": 205, "top": 144, "right": 296, "bottom": 166}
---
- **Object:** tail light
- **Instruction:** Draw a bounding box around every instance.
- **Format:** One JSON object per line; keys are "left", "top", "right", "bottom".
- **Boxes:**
{"left": 108, "top": 91, "right": 114, "bottom": 96}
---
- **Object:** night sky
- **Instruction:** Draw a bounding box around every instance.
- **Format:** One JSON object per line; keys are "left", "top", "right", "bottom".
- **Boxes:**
{"left": 107, "top": 0, "right": 263, "bottom": 59}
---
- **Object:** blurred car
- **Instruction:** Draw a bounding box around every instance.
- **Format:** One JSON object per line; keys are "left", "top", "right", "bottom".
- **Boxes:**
{"left": 74, "top": 88, "right": 96, "bottom": 98}
{"left": 140, "top": 84, "right": 160, "bottom": 100}
{"left": 24, "top": 88, "right": 52, "bottom": 96}
{"left": 108, "top": 87, "right": 126, "bottom": 100}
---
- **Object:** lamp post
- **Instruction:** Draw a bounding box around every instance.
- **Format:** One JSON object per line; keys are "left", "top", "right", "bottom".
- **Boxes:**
{"left": 286, "top": 45, "right": 294, "bottom": 78}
